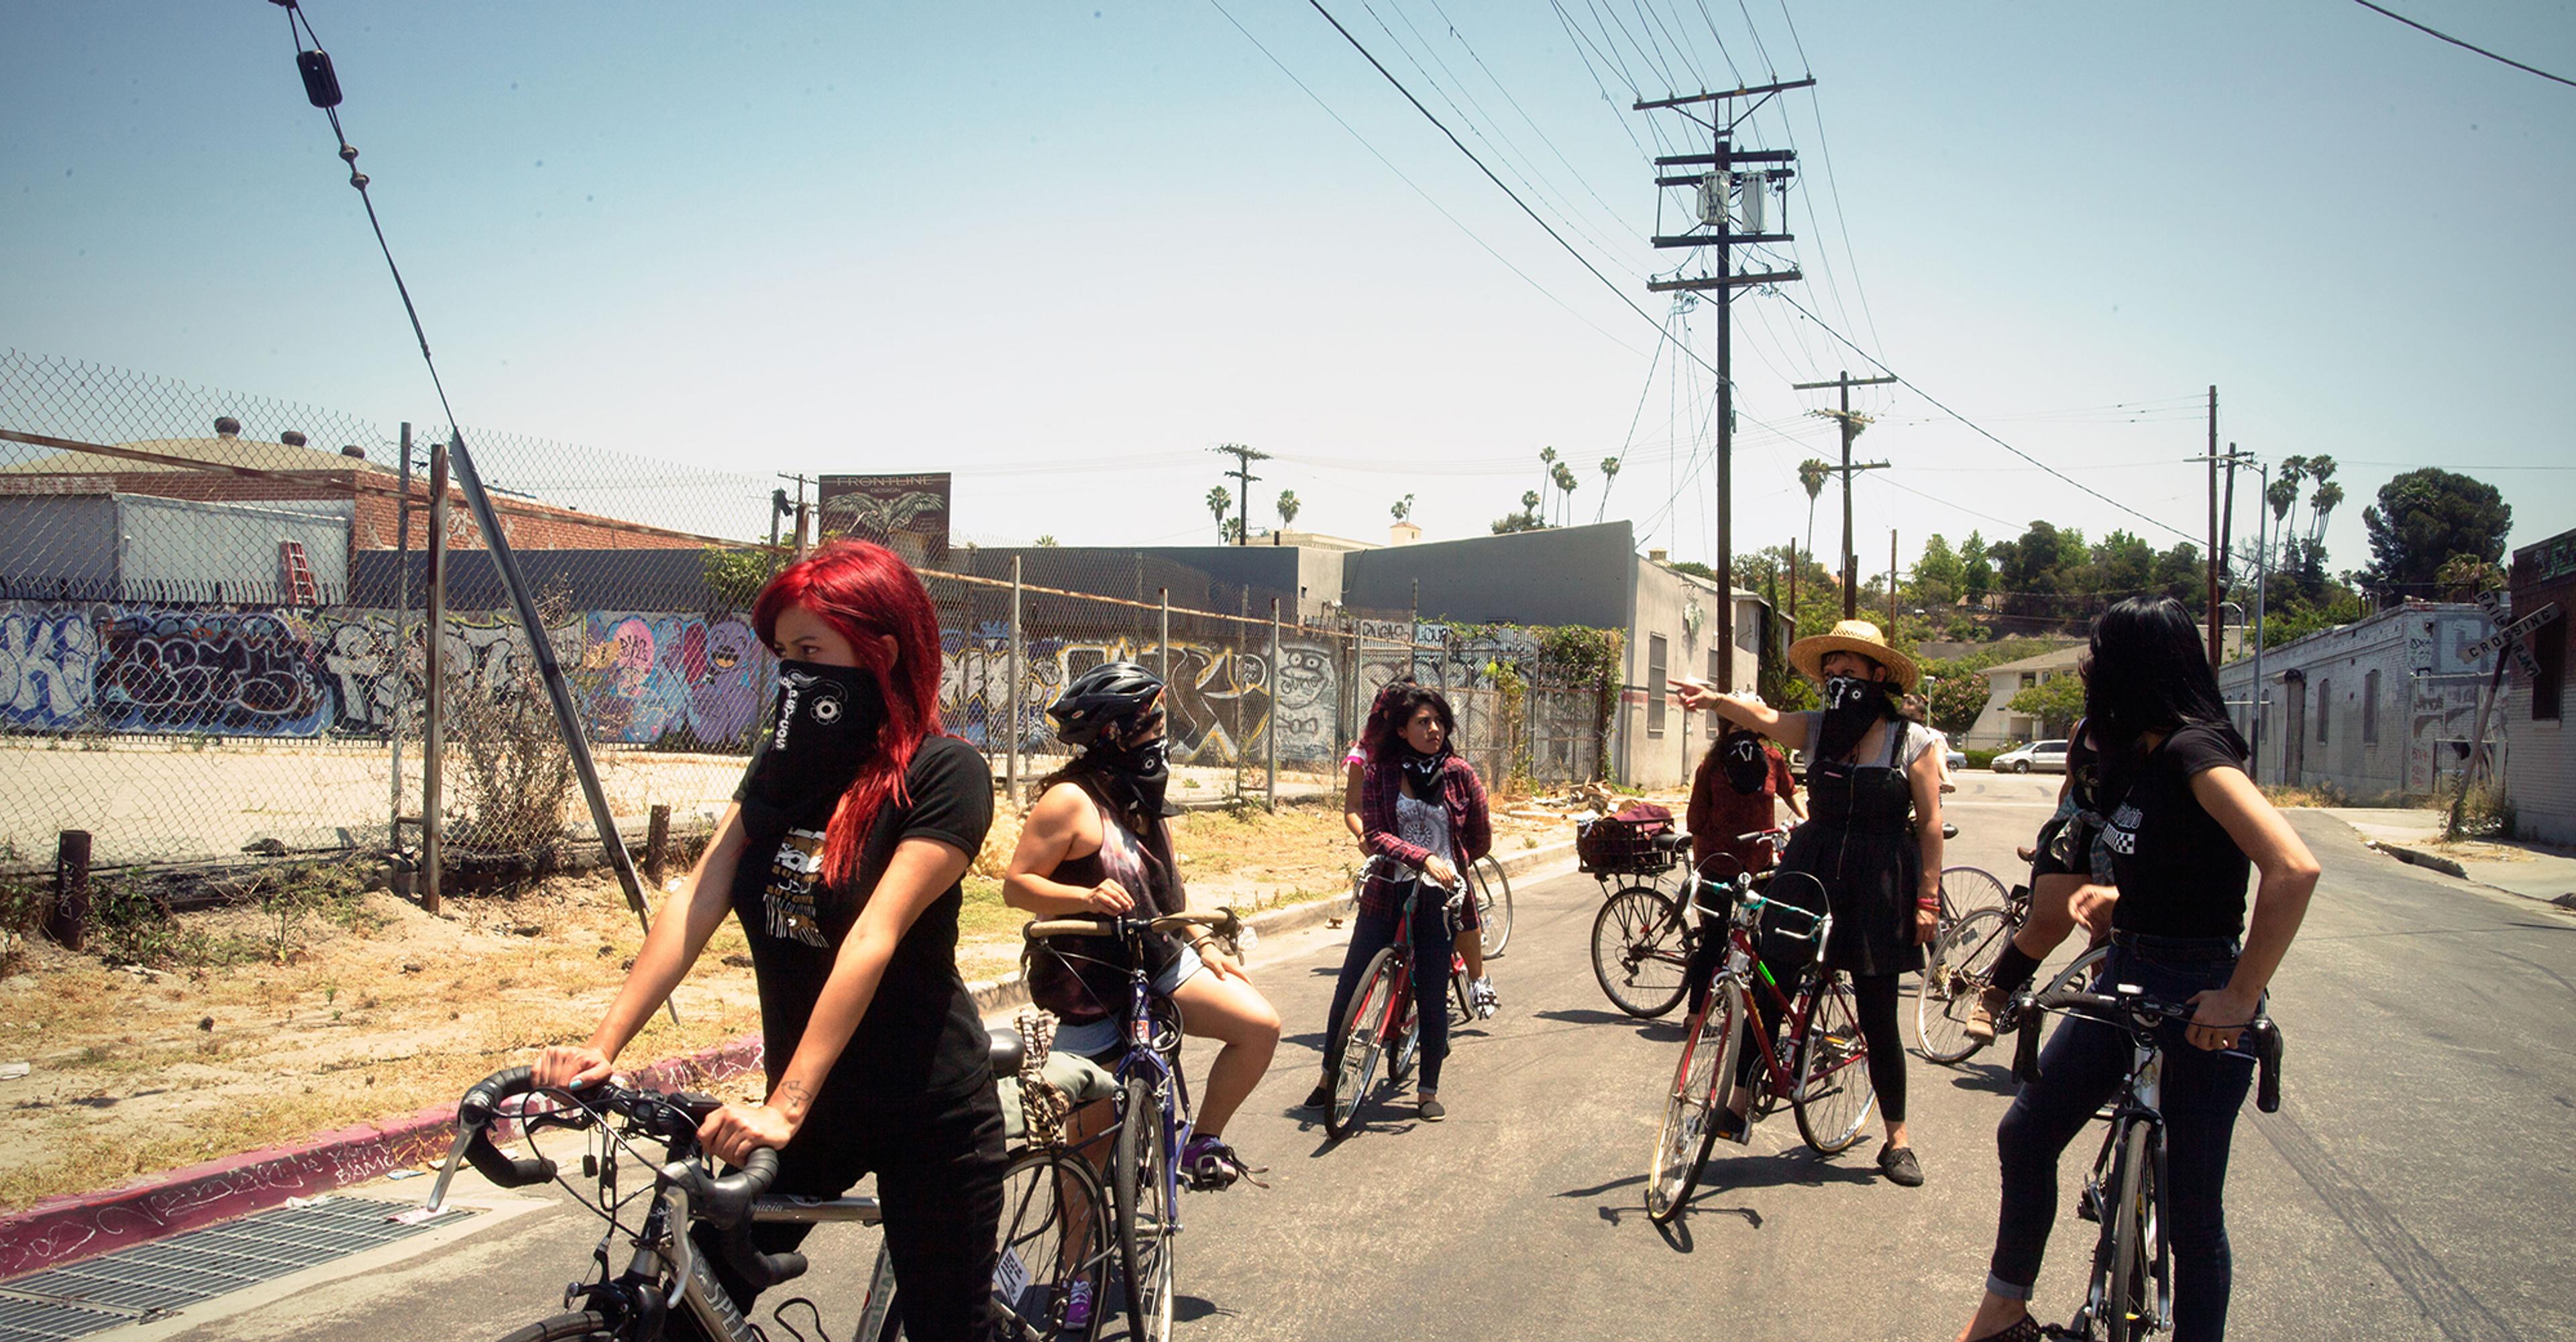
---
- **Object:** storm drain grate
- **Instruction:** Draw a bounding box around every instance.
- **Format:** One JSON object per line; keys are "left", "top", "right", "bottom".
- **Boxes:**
{"left": 0, "top": 1197, "right": 474, "bottom": 1342}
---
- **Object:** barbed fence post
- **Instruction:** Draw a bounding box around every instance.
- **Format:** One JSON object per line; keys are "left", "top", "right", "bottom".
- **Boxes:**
{"left": 1266, "top": 596, "right": 1280, "bottom": 812}
{"left": 388, "top": 421, "right": 412, "bottom": 850}
{"left": 1008, "top": 555, "right": 1023, "bottom": 806}
{"left": 1159, "top": 588, "right": 1171, "bottom": 683}
{"left": 422, "top": 435, "right": 447, "bottom": 917}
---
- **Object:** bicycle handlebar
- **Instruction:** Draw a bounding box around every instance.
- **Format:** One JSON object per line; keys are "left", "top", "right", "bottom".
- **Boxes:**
{"left": 441, "top": 1066, "right": 784, "bottom": 1225}
{"left": 1023, "top": 909, "right": 1242, "bottom": 941}
{"left": 2008, "top": 981, "right": 2284, "bottom": 1115}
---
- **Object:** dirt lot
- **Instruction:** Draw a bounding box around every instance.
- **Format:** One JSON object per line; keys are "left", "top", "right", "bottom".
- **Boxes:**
{"left": 0, "top": 796, "right": 1571, "bottom": 1211}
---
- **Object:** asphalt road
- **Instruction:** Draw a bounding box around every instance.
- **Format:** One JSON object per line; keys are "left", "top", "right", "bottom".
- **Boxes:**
{"left": 134, "top": 776, "right": 2576, "bottom": 1342}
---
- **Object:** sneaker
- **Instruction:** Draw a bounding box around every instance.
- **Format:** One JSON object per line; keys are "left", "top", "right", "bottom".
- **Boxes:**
{"left": 1711, "top": 1105, "right": 1750, "bottom": 1145}
{"left": 1878, "top": 1143, "right": 1925, "bottom": 1187}
{"left": 1417, "top": 1096, "right": 1447, "bottom": 1122}
{"left": 1181, "top": 1135, "right": 1263, "bottom": 1190}
{"left": 1964, "top": 984, "right": 2006, "bottom": 1045}
{"left": 1056, "top": 1278, "right": 1093, "bottom": 1337}
{"left": 1470, "top": 976, "right": 1500, "bottom": 1019}
{"left": 1301, "top": 1081, "right": 1334, "bottom": 1110}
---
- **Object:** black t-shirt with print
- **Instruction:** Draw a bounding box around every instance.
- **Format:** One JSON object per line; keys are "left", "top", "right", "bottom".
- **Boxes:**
{"left": 2098, "top": 723, "right": 2252, "bottom": 940}
{"left": 729, "top": 733, "right": 995, "bottom": 1111}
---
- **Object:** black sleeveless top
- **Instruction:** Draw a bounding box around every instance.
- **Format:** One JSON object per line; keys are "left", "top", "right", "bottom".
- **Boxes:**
{"left": 1024, "top": 773, "right": 1187, "bottom": 1023}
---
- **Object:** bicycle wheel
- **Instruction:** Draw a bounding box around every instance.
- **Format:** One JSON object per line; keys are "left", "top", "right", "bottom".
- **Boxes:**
{"left": 1591, "top": 885, "right": 1691, "bottom": 1019}
{"left": 1388, "top": 991, "right": 1421, "bottom": 1087}
{"left": 493, "top": 1315, "right": 613, "bottom": 1342}
{"left": 1792, "top": 974, "right": 1879, "bottom": 1154}
{"left": 2105, "top": 1121, "right": 2165, "bottom": 1342}
{"left": 991, "top": 1149, "right": 1112, "bottom": 1342}
{"left": 1939, "top": 864, "right": 2010, "bottom": 928}
{"left": 1471, "top": 854, "right": 1513, "bottom": 956}
{"left": 1646, "top": 981, "right": 1737, "bottom": 1225}
{"left": 1328, "top": 948, "right": 1400, "bottom": 1137}
{"left": 1916, "top": 905, "right": 2014, "bottom": 1066}
{"left": 1450, "top": 959, "right": 1475, "bottom": 1025}
{"left": 1110, "top": 1076, "right": 1176, "bottom": 1342}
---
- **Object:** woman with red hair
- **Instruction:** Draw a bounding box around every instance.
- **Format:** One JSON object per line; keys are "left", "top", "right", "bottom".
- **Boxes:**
{"left": 535, "top": 541, "right": 1004, "bottom": 1341}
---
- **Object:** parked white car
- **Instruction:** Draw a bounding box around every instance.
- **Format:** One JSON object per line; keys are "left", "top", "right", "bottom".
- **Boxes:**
{"left": 1992, "top": 739, "right": 2070, "bottom": 774}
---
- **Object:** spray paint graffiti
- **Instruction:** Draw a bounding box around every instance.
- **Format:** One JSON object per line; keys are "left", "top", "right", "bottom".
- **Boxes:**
{"left": 0, "top": 608, "right": 101, "bottom": 729}
{"left": 575, "top": 612, "right": 769, "bottom": 748}
{"left": 93, "top": 610, "right": 336, "bottom": 736}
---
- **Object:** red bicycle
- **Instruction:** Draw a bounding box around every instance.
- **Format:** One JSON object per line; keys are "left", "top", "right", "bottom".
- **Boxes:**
{"left": 1324, "top": 879, "right": 1473, "bottom": 1139}
{"left": 1645, "top": 864, "right": 1878, "bottom": 1224}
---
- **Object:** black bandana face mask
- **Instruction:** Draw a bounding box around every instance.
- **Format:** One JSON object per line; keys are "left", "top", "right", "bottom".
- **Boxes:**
{"left": 1398, "top": 740, "right": 1450, "bottom": 789}
{"left": 1090, "top": 726, "right": 1173, "bottom": 818}
{"left": 1720, "top": 730, "right": 1769, "bottom": 795}
{"left": 743, "top": 660, "right": 884, "bottom": 812}
{"left": 1818, "top": 674, "right": 1894, "bottom": 762}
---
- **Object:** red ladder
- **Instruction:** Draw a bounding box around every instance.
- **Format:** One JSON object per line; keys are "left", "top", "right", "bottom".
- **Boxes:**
{"left": 279, "top": 540, "right": 319, "bottom": 605}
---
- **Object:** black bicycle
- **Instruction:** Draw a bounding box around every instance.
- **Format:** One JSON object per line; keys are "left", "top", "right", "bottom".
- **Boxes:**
{"left": 2004, "top": 946, "right": 2284, "bottom": 1341}
{"left": 442, "top": 1024, "right": 1110, "bottom": 1341}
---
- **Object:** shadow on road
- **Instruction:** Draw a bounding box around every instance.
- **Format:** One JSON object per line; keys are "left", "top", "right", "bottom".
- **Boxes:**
{"left": 1530, "top": 1007, "right": 1686, "bottom": 1042}
{"left": 1931, "top": 1056, "right": 2018, "bottom": 1097}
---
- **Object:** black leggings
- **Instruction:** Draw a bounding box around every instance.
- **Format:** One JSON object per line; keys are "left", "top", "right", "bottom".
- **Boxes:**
{"left": 698, "top": 1082, "right": 1007, "bottom": 1342}
{"left": 1743, "top": 970, "right": 1907, "bottom": 1124}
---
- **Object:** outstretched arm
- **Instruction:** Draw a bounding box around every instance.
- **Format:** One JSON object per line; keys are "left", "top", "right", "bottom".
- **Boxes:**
{"left": 1668, "top": 677, "right": 1812, "bottom": 751}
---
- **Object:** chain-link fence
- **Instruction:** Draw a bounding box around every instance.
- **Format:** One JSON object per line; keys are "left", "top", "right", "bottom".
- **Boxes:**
{"left": 1, "top": 351, "right": 1605, "bottom": 884}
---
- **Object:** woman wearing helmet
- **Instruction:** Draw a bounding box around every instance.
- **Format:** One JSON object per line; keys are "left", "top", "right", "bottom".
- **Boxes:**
{"left": 1004, "top": 661, "right": 1281, "bottom": 1190}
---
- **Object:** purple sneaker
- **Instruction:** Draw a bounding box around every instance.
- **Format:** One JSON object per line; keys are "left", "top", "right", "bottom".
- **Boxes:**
{"left": 1057, "top": 1278, "right": 1093, "bottom": 1337}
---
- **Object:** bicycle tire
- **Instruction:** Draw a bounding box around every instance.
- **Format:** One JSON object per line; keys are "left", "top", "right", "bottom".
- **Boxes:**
{"left": 492, "top": 1315, "right": 614, "bottom": 1342}
{"left": 1646, "top": 982, "right": 1736, "bottom": 1225}
{"left": 1792, "top": 974, "right": 1879, "bottom": 1154}
{"left": 1110, "top": 1076, "right": 1176, "bottom": 1342}
{"left": 1937, "top": 864, "right": 2010, "bottom": 928}
{"left": 1389, "top": 991, "right": 1421, "bottom": 1087}
{"left": 1916, "top": 905, "right": 2014, "bottom": 1066}
{"left": 1450, "top": 960, "right": 1475, "bottom": 1025}
{"left": 1328, "top": 947, "right": 1400, "bottom": 1137}
{"left": 1591, "top": 885, "right": 1691, "bottom": 1019}
{"left": 1472, "top": 854, "right": 1513, "bottom": 957}
{"left": 991, "top": 1149, "right": 1112, "bottom": 1342}
{"left": 2105, "top": 1121, "right": 2163, "bottom": 1342}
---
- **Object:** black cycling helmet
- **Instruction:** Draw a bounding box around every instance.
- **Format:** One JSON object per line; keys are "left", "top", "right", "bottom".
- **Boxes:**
{"left": 1046, "top": 660, "right": 1166, "bottom": 748}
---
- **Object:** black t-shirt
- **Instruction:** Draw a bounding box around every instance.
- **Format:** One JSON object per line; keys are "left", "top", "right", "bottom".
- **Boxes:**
{"left": 2098, "top": 723, "right": 2252, "bottom": 940}
{"left": 729, "top": 733, "right": 995, "bottom": 1111}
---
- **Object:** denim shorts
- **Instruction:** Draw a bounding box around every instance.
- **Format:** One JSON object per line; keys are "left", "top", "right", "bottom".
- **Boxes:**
{"left": 1049, "top": 939, "right": 1205, "bottom": 1059}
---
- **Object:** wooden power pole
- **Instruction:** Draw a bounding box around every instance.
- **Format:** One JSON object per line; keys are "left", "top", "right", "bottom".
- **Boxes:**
{"left": 1638, "top": 78, "right": 1811, "bottom": 689}
{"left": 2206, "top": 385, "right": 2222, "bottom": 666}
{"left": 1792, "top": 370, "right": 1896, "bottom": 616}
{"left": 1212, "top": 443, "right": 1269, "bottom": 546}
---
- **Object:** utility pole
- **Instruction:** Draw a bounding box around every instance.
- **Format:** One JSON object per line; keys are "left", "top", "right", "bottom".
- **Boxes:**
{"left": 778, "top": 472, "right": 813, "bottom": 556}
{"left": 1888, "top": 528, "right": 1899, "bottom": 636}
{"left": 2206, "top": 386, "right": 2221, "bottom": 666}
{"left": 1792, "top": 370, "right": 1896, "bottom": 616}
{"left": 1639, "top": 76, "right": 1811, "bottom": 689}
{"left": 2219, "top": 441, "right": 2239, "bottom": 588}
{"left": 1212, "top": 444, "right": 1269, "bottom": 547}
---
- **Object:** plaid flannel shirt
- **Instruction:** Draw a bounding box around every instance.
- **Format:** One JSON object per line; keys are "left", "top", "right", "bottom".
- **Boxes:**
{"left": 1358, "top": 755, "right": 1492, "bottom": 922}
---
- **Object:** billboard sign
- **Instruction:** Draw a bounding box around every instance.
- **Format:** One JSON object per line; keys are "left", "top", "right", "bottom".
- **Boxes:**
{"left": 816, "top": 472, "right": 951, "bottom": 566}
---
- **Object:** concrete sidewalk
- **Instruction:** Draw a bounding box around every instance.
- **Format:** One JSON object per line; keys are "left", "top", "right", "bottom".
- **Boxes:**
{"left": 2321, "top": 806, "right": 2576, "bottom": 905}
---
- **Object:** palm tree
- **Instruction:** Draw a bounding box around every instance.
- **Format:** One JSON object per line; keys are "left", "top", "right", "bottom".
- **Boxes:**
{"left": 1276, "top": 490, "right": 1301, "bottom": 532}
{"left": 1551, "top": 462, "right": 1578, "bottom": 524}
{"left": 1391, "top": 493, "right": 1414, "bottom": 523}
{"left": 2304, "top": 455, "right": 2341, "bottom": 547}
{"left": 1520, "top": 489, "right": 1544, "bottom": 530}
{"left": 1206, "top": 485, "right": 1232, "bottom": 542}
{"left": 2266, "top": 457, "right": 2308, "bottom": 567}
{"left": 1538, "top": 447, "right": 1558, "bottom": 523}
{"left": 1797, "top": 457, "right": 1830, "bottom": 570}
{"left": 1596, "top": 457, "right": 1621, "bottom": 522}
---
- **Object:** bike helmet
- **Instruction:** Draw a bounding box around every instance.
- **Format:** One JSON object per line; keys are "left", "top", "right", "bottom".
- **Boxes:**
{"left": 1046, "top": 660, "right": 1165, "bottom": 747}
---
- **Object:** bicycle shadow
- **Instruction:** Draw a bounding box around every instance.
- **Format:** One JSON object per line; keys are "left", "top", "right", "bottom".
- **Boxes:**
{"left": 1565, "top": 1146, "right": 1877, "bottom": 1244}
{"left": 1530, "top": 1007, "right": 1686, "bottom": 1042}
{"left": 1933, "top": 1055, "right": 2019, "bottom": 1098}
{"left": 1102, "top": 1294, "right": 1227, "bottom": 1339}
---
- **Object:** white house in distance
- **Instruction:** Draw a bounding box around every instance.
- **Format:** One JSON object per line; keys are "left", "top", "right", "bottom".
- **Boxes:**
{"left": 1960, "top": 645, "right": 2086, "bottom": 751}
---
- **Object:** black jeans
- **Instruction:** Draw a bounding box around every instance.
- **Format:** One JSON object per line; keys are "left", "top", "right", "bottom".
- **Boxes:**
{"left": 700, "top": 1080, "right": 1008, "bottom": 1342}
{"left": 1321, "top": 884, "right": 1455, "bottom": 1093}
{"left": 1738, "top": 970, "right": 1908, "bottom": 1124}
{"left": 1987, "top": 938, "right": 2257, "bottom": 1342}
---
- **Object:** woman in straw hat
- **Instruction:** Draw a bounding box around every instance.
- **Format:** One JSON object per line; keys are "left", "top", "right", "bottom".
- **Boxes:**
{"left": 1670, "top": 618, "right": 1944, "bottom": 1186}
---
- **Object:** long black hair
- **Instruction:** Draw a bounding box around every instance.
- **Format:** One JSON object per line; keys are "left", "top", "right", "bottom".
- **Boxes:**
{"left": 2083, "top": 597, "right": 2247, "bottom": 763}
{"left": 1362, "top": 679, "right": 1456, "bottom": 763}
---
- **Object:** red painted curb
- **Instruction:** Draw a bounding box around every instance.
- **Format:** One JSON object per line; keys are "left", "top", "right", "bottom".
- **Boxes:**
{"left": 0, "top": 1034, "right": 768, "bottom": 1281}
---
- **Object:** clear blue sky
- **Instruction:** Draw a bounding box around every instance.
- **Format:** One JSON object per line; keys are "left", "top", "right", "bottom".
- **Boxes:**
{"left": 6, "top": 1, "right": 2571, "bottom": 579}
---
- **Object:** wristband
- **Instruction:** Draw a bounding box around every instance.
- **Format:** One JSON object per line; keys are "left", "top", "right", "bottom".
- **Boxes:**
{"left": 1915, "top": 897, "right": 1942, "bottom": 910}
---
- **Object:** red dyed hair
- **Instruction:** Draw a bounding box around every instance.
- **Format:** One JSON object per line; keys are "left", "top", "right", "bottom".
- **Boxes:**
{"left": 751, "top": 541, "right": 947, "bottom": 888}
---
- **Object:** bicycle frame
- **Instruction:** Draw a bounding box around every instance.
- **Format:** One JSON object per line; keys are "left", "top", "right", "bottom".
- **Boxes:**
{"left": 1110, "top": 943, "right": 1194, "bottom": 1245}
{"left": 1366, "top": 880, "right": 1469, "bottom": 1056}
{"left": 1690, "top": 883, "right": 1840, "bottom": 1111}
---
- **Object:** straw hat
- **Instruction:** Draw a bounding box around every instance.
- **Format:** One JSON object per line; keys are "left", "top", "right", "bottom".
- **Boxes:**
{"left": 1788, "top": 619, "right": 1921, "bottom": 692}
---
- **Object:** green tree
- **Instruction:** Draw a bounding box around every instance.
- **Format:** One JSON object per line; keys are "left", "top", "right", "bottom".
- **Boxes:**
{"left": 2153, "top": 541, "right": 2205, "bottom": 614}
{"left": 1913, "top": 533, "right": 1964, "bottom": 608}
{"left": 2088, "top": 529, "right": 2155, "bottom": 598}
{"left": 2008, "top": 672, "right": 2088, "bottom": 736}
{"left": 1923, "top": 668, "right": 1992, "bottom": 737}
{"left": 2361, "top": 467, "right": 2510, "bottom": 599}
{"left": 1391, "top": 492, "right": 1415, "bottom": 523}
{"left": 2436, "top": 552, "right": 2507, "bottom": 602}
{"left": 1205, "top": 485, "right": 1232, "bottom": 541}
{"left": 1798, "top": 457, "right": 1832, "bottom": 574}
{"left": 1034, "top": 534, "right": 1060, "bottom": 547}
{"left": 1959, "top": 530, "right": 1992, "bottom": 602}
{"left": 1275, "top": 490, "right": 1301, "bottom": 530}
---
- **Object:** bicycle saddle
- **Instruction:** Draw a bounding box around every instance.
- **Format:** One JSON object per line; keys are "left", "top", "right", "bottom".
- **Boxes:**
{"left": 987, "top": 1027, "right": 1027, "bottom": 1076}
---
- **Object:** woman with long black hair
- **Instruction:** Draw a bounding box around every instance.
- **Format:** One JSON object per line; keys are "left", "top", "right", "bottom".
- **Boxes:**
{"left": 1951, "top": 597, "right": 2319, "bottom": 1342}
{"left": 1672, "top": 618, "right": 1944, "bottom": 1186}
{"left": 1307, "top": 681, "right": 1495, "bottom": 1122}
{"left": 533, "top": 541, "right": 1004, "bottom": 1342}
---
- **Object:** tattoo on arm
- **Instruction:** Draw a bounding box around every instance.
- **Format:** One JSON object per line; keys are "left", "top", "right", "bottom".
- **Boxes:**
{"left": 775, "top": 1078, "right": 814, "bottom": 1111}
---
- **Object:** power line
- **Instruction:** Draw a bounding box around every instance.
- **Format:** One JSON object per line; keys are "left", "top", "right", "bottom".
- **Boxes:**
{"left": 1768, "top": 288, "right": 2202, "bottom": 543}
{"left": 1301, "top": 0, "right": 1741, "bottom": 385}
{"left": 2347, "top": 0, "right": 2576, "bottom": 89}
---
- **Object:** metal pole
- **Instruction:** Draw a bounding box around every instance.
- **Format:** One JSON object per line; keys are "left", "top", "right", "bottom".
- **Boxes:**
{"left": 1266, "top": 597, "right": 1281, "bottom": 813}
{"left": 389, "top": 422, "right": 412, "bottom": 850}
{"left": 2206, "top": 386, "right": 2222, "bottom": 666}
{"left": 1840, "top": 372, "right": 1858, "bottom": 620}
{"left": 423, "top": 437, "right": 447, "bottom": 917}
{"left": 1008, "top": 557, "right": 1024, "bottom": 805}
{"left": 2250, "top": 460, "right": 2269, "bottom": 782}
{"left": 1714, "top": 129, "right": 1736, "bottom": 690}
{"left": 48, "top": 830, "right": 91, "bottom": 953}
{"left": 1159, "top": 588, "right": 1171, "bottom": 683}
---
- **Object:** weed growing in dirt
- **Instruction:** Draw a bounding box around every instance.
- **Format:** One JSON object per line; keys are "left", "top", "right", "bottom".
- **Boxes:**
{"left": 89, "top": 879, "right": 254, "bottom": 970}
{"left": 0, "top": 844, "right": 47, "bottom": 974}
